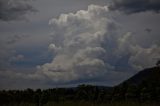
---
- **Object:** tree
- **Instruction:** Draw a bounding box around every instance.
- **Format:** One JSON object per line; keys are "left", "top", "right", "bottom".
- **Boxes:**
{"left": 156, "top": 60, "right": 160, "bottom": 67}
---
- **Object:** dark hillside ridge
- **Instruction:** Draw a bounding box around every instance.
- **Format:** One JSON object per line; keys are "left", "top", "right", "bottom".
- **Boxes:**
{"left": 123, "top": 66, "right": 160, "bottom": 85}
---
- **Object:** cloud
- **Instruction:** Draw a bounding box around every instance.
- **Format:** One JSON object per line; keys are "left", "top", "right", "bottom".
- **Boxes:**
{"left": 129, "top": 45, "right": 160, "bottom": 70}
{"left": 0, "top": 34, "right": 30, "bottom": 70}
{"left": 145, "top": 28, "right": 152, "bottom": 33}
{"left": 33, "top": 5, "right": 115, "bottom": 83}
{"left": 109, "top": 0, "right": 160, "bottom": 14}
{"left": 1, "top": 4, "right": 159, "bottom": 88}
{"left": 34, "top": 4, "right": 160, "bottom": 84}
{"left": 0, "top": 0, "right": 36, "bottom": 21}
{"left": 9, "top": 54, "right": 24, "bottom": 62}
{"left": 48, "top": 43, "right": 61, "bottom": 53}
{"left": 6, "top": 34, "right": 29, "bottom": 44}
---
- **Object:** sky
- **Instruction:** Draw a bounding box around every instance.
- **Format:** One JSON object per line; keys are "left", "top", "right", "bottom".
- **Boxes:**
{"left": 0, "top": 0, "right": 160, "bottom": 89}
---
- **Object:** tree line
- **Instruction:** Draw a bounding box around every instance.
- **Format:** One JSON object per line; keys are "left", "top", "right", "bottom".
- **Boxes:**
{"left": 0, "top": 82, "right": 160, "bottom": 106}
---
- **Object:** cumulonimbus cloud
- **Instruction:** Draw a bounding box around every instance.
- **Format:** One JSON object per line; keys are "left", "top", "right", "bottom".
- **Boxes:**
{"left": 0, "top": 0, "right": 36, "bottom": 21}
{"left": 109, "top": 0, "right": 160, "bottom": 14}
{"left": 35, "top": 5, "right": 112, "bottom": 82}
{"left": 34, "top": 4, "right": 160, "bottom": 83}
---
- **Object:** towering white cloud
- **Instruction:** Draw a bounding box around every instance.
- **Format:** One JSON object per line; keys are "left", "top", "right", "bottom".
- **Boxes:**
{"left": 35, "top": 4, "right": 160, "bottom": 83}
{"left": 35, "top": 5, "right": 114, "bottom": 82}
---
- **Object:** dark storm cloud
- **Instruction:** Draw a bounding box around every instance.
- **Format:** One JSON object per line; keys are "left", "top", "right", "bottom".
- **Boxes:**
{"left": 0, "top": 0, "right": 36, "bottom": 21}
{"left": 109, "top": 0, "right": 160, "bottom": 13}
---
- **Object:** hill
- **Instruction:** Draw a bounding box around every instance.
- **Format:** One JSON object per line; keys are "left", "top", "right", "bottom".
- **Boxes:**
{"left": 122, "top": 66, "right": 160, "bottom": 86}
{"left": 111, "top": 66, "right": 160, "bottom": 102}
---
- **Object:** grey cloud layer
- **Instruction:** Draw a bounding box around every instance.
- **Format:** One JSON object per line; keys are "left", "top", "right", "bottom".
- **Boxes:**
{"left": 0, "top": 34, "right": 29, "bottom": 70}
{"left": 109, "top": 0, "right": 160, "bottom": 13}
{"left": 0, "top": 0, "right": 36, "bottom": 21}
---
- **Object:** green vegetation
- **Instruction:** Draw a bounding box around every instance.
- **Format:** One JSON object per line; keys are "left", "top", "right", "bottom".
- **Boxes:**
{"left": 0, "top": 67, "right": 160, "bottom": 106}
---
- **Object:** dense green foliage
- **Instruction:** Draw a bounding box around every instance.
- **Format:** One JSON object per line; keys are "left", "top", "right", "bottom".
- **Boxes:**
{"left": 0, "top": 67, "right": 160, "bottom": 106}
